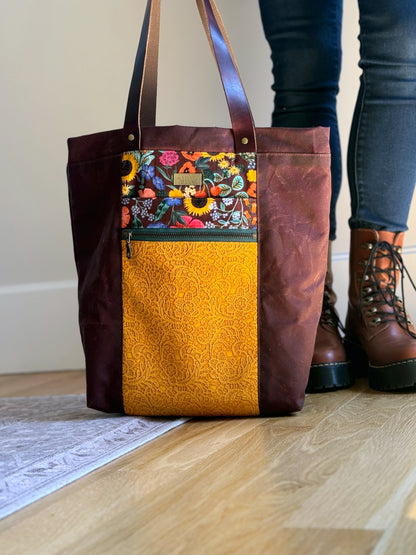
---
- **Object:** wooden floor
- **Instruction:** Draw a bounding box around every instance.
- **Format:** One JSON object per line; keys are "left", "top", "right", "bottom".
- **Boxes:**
{"left": 1, "top": 372, "right": 416, "bottom": 554}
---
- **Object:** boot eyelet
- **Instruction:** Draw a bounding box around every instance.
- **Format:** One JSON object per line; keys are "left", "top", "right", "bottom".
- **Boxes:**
{"left": 363, "top": 286, "right": 372, "bottom": 294}
{"left": 366, "top": 308, "right": 378, "bottom": 315}
{"left": 370, "top": 317, "right": 382, "bottom": 326}
{"left": 361, "top": 242, "right": 374, "bottom": 250}
{"left": 363, "top": 296, "right": 374, "bottom": 305}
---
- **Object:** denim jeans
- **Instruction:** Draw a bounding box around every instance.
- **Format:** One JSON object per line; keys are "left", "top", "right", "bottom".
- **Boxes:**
{"left": 259, "top": 0, "right": 416, "bottom": 239}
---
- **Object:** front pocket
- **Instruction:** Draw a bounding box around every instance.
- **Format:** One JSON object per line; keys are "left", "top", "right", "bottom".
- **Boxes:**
{"left": 121, "top": 149, "right": 257, "bottom": 231}
{"left": 121, "top": 196, "right": 257, "bottom": 230}
{"left": 121, "top": 150, "right": 257, "bottom": 200}
{"left": 121, "top": 231, "right": 259, "bottom": 416}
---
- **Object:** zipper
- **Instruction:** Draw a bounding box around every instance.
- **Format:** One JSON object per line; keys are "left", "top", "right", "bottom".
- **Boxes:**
{"left": 125, "top": 231, "right": 132, "bottom": 259}
{"left": 122, "top": 228, "right": 257, "bottom": 258}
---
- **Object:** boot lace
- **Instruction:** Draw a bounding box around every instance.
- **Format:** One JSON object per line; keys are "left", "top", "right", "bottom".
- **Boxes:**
{"left": 320, "top": 288, "right": 345, "bottom": 333}
{"left": 360, "top": 240, "right": 416, "bottom": 338}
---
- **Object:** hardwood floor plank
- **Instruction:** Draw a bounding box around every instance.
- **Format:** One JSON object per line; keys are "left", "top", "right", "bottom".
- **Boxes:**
{"left": 1, "top": 372, "right": 416, "bottom": 553}
{"left": 0, "top": 370, "right": 85, "bottom": 397}
{"left": 285, "top": 390, "right": 416, "bottom": 532}
{"left": 0, "top": 382, "right": 363, "bottom": 553}
{"left": 366, "top": 479, "right": 416, "bottom": 554}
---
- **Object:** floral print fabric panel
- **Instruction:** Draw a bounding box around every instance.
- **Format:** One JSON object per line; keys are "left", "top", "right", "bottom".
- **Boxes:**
{"left": 121, "top": 150, "right": 257, "bottom": 230}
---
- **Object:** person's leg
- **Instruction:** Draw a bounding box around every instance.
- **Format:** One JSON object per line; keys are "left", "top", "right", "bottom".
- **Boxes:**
{"left": 347, "top": 0, "right": 416, "bottom": 231}
{"left": 259, "top": 0, "right": 353, "bottom": 391}
{"left": 258, "top": 0, "right": 343, "bottom": 240}
{"left": 345, "top": 0, "right": 416, "bottom": 390}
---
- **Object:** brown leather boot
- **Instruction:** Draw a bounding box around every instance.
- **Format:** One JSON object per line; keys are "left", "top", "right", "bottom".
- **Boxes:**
{"left": 345, "top": 228, "right": 416, "bottom": 390}
{"left": 307, "top": 243, "right": 353, "bottom": 392}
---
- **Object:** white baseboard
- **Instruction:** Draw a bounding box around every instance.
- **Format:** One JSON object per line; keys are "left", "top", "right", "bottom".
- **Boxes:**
{"left": 0, "top": 281, "right": 84, "bottom": 375}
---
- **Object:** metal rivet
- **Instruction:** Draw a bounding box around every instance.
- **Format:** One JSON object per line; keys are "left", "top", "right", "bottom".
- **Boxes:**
{"left": 128, "top": 134, "right": 135, "bottom": 141}
{"left": 241, "top": 137, "right": 248, "bottom": 145}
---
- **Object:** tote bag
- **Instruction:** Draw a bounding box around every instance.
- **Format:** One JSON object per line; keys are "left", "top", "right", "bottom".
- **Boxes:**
{"left": 67, "top": 0, "right": 331, "bottom": 416}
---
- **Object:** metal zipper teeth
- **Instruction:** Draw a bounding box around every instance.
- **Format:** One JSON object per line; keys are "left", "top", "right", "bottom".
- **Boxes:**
{"left": 121, "top": 228, "right": 257, "bottom": 243}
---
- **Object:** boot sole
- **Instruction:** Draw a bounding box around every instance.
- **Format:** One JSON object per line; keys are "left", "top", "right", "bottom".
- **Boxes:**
{"left": 306, "top": 361, "right": 354, "bottom": 393}
{"left": 345, "top": 339, "right": 416, "bottom": 390}
{"left": 369, "top": 359, "right": 416, "bottom": 391}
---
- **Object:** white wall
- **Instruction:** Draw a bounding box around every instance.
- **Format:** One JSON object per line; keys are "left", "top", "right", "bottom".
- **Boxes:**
{"left": 0, "top": 0, "right": 415, "bottom": 373}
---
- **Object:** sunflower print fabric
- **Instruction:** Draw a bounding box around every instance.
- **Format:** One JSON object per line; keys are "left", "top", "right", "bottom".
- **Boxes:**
{"left": 121, "top": 150, "right": 257, "bottom": 229}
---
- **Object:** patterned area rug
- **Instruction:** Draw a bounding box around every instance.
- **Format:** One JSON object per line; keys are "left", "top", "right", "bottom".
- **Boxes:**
{"left": 0, "top": 395, "right": 187, "bottom": 520}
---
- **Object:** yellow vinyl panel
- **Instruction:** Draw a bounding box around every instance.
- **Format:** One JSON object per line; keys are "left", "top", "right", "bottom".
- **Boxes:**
{"left": 122, "top": 240, "right": 258, "bottom": 416}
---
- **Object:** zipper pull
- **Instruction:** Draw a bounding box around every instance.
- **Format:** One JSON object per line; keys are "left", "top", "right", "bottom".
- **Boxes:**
{"left": 126, "top": 232, "right": 132, "bottom": 259}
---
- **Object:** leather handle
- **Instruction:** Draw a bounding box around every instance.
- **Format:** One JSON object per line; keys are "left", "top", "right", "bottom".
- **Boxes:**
{"left": 124, "top": 0, "right": 257, "bottom": 152}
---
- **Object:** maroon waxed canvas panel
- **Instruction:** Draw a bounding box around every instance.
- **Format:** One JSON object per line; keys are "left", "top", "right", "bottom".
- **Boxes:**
{"left": 67, "top": 0, "right": 331, "bottom": 415}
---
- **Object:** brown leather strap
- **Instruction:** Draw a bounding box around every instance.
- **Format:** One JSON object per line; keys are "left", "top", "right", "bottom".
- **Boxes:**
{"left": 124, "top": 0, "right": 256, "bottom": 152}
{"left": 124, "top": 0, "right": 158, "bottom": 129}
{"left": 198, "top": 0, "right": 256, "bottom": 151}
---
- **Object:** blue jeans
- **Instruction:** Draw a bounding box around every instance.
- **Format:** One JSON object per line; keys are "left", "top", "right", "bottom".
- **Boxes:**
{"left": 259, "top": 0, "right": 416, "bottom": 240}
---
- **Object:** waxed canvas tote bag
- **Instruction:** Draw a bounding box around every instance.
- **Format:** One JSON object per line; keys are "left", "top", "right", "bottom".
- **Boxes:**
{"left": 67, "top": 0, "right": 331, "bottom": 416}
